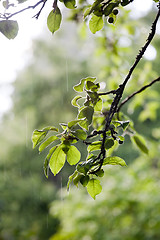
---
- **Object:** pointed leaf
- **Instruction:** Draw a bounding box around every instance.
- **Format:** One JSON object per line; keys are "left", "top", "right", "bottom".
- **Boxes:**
{"left": 87, "top": 178, "right": 102, "bottom": 199}
{"left": 80, "top": 175, "right": 89, "bottom": 186}
{"left": 0, "top": 20, "right": 19, "bottom": 39}
{"left": 49, "top": 145, "right": 66, "bottom": 175}
{"left": 68, "top": 119, "right": 83, "bottom": 128}
{"left": 39, "top": 136, "right": 59, "bottom": 152}
{"left": 103, "top": 156, "right": 127, "bottom": 166}
{"left": 67, "top": 145, "right": 81, "bottom": 165}
{"left": 47, "top": 7, "right": 62, "bottom": 34}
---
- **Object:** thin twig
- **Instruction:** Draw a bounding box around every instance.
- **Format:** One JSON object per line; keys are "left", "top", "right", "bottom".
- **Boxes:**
{"left": 117, "top": 77, "right": 160, "bottom": 112}
{"left": 1, "top": 0, "right": 45, "bottom": 20}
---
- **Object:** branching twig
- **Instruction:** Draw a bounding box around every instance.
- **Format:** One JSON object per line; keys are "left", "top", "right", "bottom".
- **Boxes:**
{"left": 92, "top": 2, "right": 160, "bottom": 170}
{"left": 117, "top": 77, "right": 160, "bottom": 112}
{"left": 1, "top": 0, "right": 46, "bottom": 20}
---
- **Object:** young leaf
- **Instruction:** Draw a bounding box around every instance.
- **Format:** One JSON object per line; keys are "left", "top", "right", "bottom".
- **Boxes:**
{"left": 49, "top": 145, "right": 66, "bottom": 175}
{"left": 39, "top": 136, "right": 59, "bottom": 152}
{"left": 0, "top": 20, "right": 19, "bottom": 39}
{"left": 32, "top": 130, "right": 48, "bottom": 149}
{"left": 78, "top": 106, "right": 94, "bottom": 125}
{"left": 74, "top": 77, "right": 96, "bottom": 92}
{"left": 103, "top": 156, "right": 127, "bottom": 166}
{"left": 66, "top": 145, "right": 81, "bottom": 165}
{"left": 132, "top": 135, "right": 149, "bottom": 154}
{"left": 77, "top": 161, "right": 92, "bottom": 175}
{"left": 44, "top": 146, "right": 57, "bottom": 178}
{"left": 89, "top": 14, "right": 104, "bottom": 34}
{"left": 73, "top": 173, "right": 83, "bottom": 187}
{"left": 71, "top": 95, "right": 82, "bottom": 107}
{"left": 94, "top": 98, "right": 103, "bottom": 112}
{"left": 47, "top": 7, "right": 62, "bottom": 34}
{"left": 86, "top": 178, "right": 102, "bottom": 199}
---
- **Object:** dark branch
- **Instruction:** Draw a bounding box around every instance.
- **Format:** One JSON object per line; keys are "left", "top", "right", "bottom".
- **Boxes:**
{"left": 117, "top": 77, "right": 160, "bottom": 112}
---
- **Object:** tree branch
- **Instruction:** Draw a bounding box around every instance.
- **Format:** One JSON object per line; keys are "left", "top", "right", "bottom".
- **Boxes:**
{"left": 117, "top": 77, "right": 160, "bottom": 112}
{"left": 1, "top": 0, "right": 46, "bottom": 20}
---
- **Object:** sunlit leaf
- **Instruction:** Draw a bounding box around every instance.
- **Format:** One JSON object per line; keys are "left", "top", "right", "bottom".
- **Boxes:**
{"left": 103, "top": 156, "right": 127, "bottom": 166}
{"left": 88, "top": 141, "right": 101, "bottom": 152}
{"left": 0, "top": 20, "right": 19, "bottom": 39}
{"left": 89, "top": 14, "right": 104, "bottom": 34}
{"left": 66, "top": 145, "right": 81, "bottom": 165}
{"left": 39, "top": 136, "right": 59, "bottom": 152}
{"left": 32, "top": 130, "right": 48, "bottom": 149}
{"left": 68, "top": 119, "right": 83, "bottom": 128}
{"left": 94, "top": 98, "right": 103, "bottom": 112}
{"left": 74, "top": 77, "right": 96, "bottom": 92}
{"left": 47, "top": 7, "right": 62, "bottom": 34}
{"left": 49, "top": 145, "right": 66, "bottom": 175}
{"left": 77, "top": 161, "right": 92, "bottom": 175}
{"left": 44, "top": 146, "right": 57, "bottom": 178}
{"left": 71, "top": 95, "right": 82, "bottom": 107}
{"left": 73, "top": 173, "right": 83, "bottom": 187}
{"left": 86, "top": 178, "right": 102, "bottom": 199}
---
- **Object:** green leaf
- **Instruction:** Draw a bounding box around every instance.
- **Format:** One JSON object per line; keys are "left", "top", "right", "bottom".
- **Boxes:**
{"left": 74, "top": 77, "right": 96, "bottom": 92}
{"left": 49, "top": 145, "right": 66, "bottom": 175}
{"left": 88, "top": 141, "right": 101, "bottom": 153}
{"left": 68, "top": 119, "right": 82, "bottom": 128}
{"left": 63, "top": 0, "right": 76, "bottom": 9}
{"left": 132, "top": 135, "right": 149, "bottom": 154}
{"left": 66, "top": 145, "right": 81, "bottom": 165}
{"left": 86, "top": 178, "right": 102, "bottom": 199}
{"left": 72, "top": 129, "right": 87, "bottom": 140}
{"left": 73, "top": 173, "right": 83, "bottom": 187}
{"left": 95, "top": 169, "right": 104, "bottom": 177}
{"left": 44, "top": 146, "right": 57, "bottom": 178}
{"left": 113, "top": 120, "right": 130, "bottom": 130}
{"left": 32, "top": 130, "right": 48, "bottom": 149}
{"left": 80, "top": 175, "right": 89, "bottom": 186}
{"left": 71, "top": 95, "right": 82, "bottom": 107}
{"left": 78, "top": 106, "right": 94, "bottom": 125}
{"left": 94, "top": 98, "right": 103, "bottom": 112}
{"left": 86, "top": 81, "right": 100, "bottom": 92}
{"left": 60, "top": 123, "right": 68, "bottom": 130}
{"left": 104, "top": 139, "right": 114, "bottom": 150}
{"left": 47, "top": 7, "right": 62, "bottom": 34}
{"left": 67, "top": 170, "right": 78, "bottom": 190}
{"left": 39, "top": 136, "right": 59, "bottom": 152}
{"left": 89, "top": 14, "right": 104, "bottom": 34}
{"left": 0, "top": 20, "right": 19, "bottom": 39}
{"left": 103, "top": 156, "right": 127, "bottom": 166}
